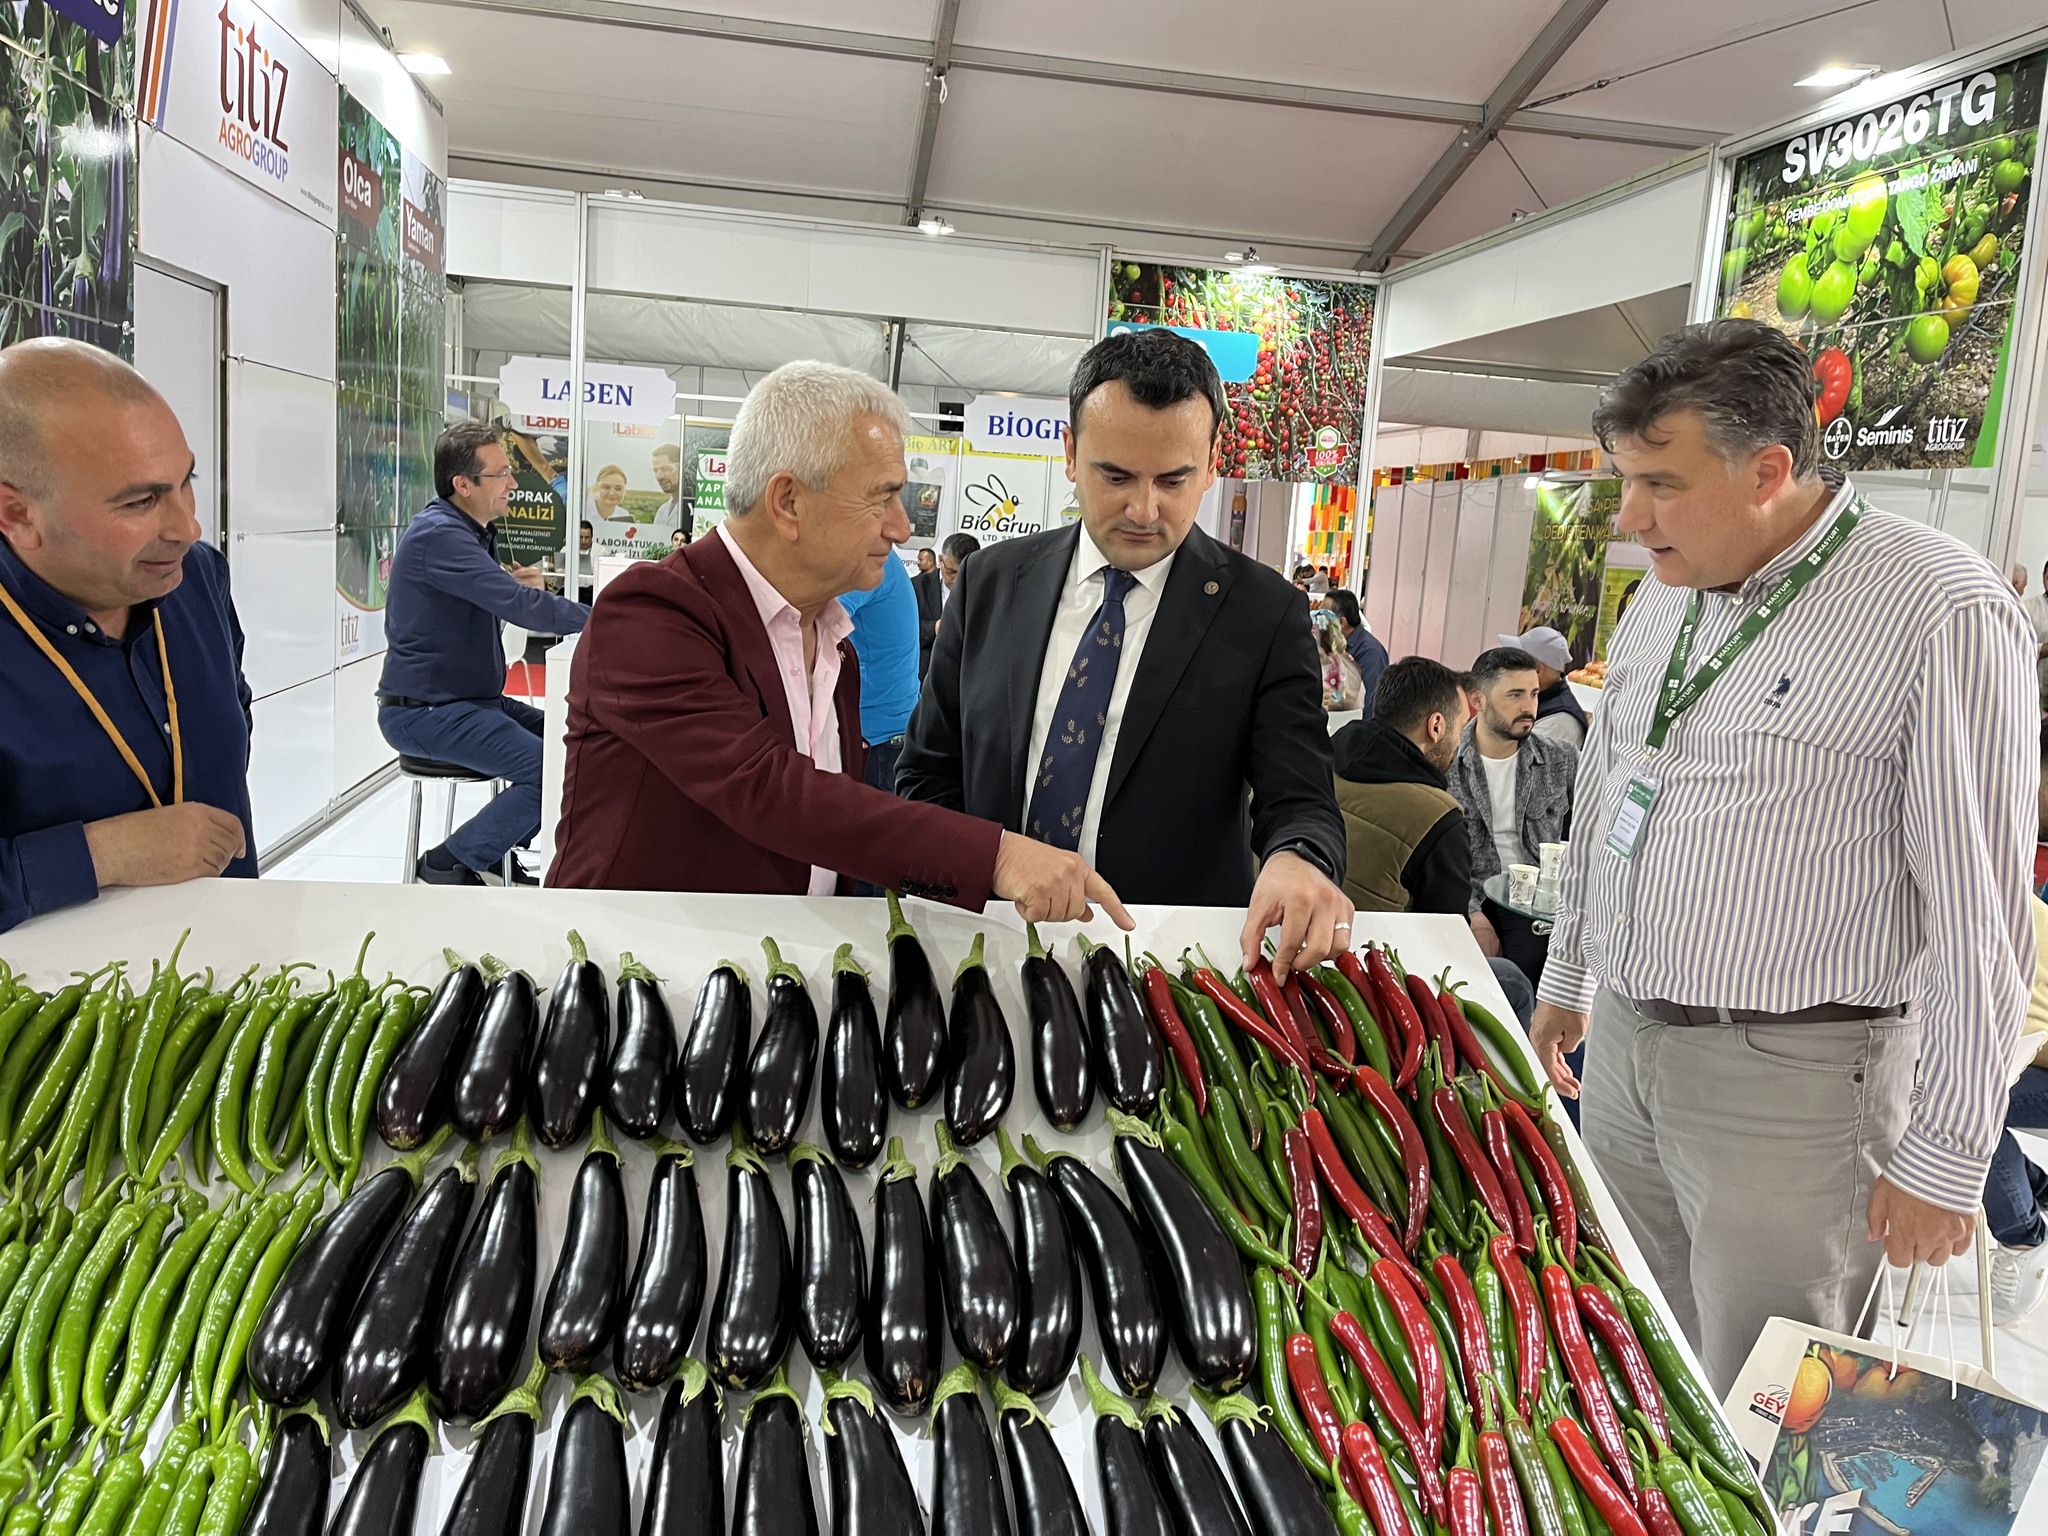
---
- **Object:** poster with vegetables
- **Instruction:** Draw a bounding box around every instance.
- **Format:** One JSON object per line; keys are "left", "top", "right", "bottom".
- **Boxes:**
{"left": 1519, "top": 479, "right": 1619, "bottom": 670}
{"left": 1106, "top": 262, "right": 1374, "bottom": 484}
{"left": 1712, "top": 51, "right": 2044, "bottom": 470}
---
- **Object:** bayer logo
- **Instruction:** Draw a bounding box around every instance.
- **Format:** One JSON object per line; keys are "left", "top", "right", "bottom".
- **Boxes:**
{"left": 1823, "top": 416, "right": 1853, "bottom": 460}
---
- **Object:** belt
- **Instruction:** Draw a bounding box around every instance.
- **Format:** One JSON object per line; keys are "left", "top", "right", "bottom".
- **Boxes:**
{"left": 1629, "top": 996, "right": 1905, "bottom": 1027}
{"left": 377, "top": 695, "right": 436, "bottom": 710}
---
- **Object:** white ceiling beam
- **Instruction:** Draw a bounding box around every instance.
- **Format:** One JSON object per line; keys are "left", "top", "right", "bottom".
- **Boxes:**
{"left": 904, "top": 0, "right": 962, "bottom": 224}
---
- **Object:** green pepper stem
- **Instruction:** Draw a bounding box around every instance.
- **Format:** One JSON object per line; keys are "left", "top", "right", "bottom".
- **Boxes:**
{"left": 955, "top": 933, "right": 986, "bottom": 984}
{"left": 746, "top": 1364, "right": 802, "bottom": 1421}
{"left": 349, "top": 933, "right": 375, "bottom": 981}
{"left": 616, "top": 952, "right": 660, "bottom": 985}
{"left": 564, "top": 930, "right": 589, "bottom": 967}
{"left": 831, "top": 944, "right": 868, "bottom": 980}
{"left": 875, "top": 1135, "right": 915, "bottom": 1186}
{"left": 885, "top": 890, "right": 917, "bottom": 945}
{"left": 1079, "top": 1355, "right": 1139, "bottom": 1429}
{"left": 930, "top": 1361, "right": 981, "bottom": 1418}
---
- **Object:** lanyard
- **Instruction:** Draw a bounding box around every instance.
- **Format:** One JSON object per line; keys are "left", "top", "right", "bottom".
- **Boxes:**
{"left": 0, "top": 580, "right": 184, "bottom": 808}
{"left": 1645, "top": 499, "right": 1860, "bottom": 753}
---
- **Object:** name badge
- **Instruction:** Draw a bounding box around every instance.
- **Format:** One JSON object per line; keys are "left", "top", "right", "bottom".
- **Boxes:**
{"left": 1604, "top": 774, "right": 1660, "bottom": 859}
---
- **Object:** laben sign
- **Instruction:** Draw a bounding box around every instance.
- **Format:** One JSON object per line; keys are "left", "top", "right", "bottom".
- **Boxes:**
{"left": 497, "top": 358, "right": 676, "bottom": 426}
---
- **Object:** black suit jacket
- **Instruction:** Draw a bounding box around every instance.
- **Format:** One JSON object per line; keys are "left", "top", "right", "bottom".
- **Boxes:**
{"left": 898, "top": 523, "right": 1345, "bottom": 907}
{"left": 912, "top": 567, "right": 944, "bottom": 678}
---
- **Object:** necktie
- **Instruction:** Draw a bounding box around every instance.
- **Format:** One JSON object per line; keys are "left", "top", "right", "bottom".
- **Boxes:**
{"left": 1026, "top": 567, "right": 1138, "bottom": 851}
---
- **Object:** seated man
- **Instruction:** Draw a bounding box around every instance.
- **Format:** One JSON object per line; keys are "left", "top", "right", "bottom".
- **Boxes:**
{"left": 548, "top": 360, "right": 1124, "bottom": 927}
{"left": 379, "top": 422, "right": 591, "bottom": 885}
{"left": 1503, "top": 625, "right": 1588, "bottom": 748}
{"left": 0, "top": 339, "right": 254, "bottom": 933}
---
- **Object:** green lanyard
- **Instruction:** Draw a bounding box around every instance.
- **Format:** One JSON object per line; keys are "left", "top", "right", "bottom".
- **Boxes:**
{"left": 1645, "top": 499, "right": 1861, "bottom": 753}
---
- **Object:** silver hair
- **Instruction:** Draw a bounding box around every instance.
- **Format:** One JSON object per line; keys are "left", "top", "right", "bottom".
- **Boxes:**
{"left": 723, "top": 361, "right": 911, "bottom": 517}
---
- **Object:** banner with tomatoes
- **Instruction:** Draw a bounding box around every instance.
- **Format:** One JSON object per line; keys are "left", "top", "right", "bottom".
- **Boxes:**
{"left": 1106, "top": 262, "right": 1375, "bottom": 484}
{"left": 1711, "top": 50, "right": 2043, "bottom": 471}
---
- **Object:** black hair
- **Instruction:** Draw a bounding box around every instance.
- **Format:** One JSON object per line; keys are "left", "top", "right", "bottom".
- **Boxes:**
{"left": 1470, "top": 647, "right": 1539, "bottom": 689}
{"left": 1592, "top": 318, "right": 1822, "bottom": 479}
{"left": 435, "top": 420, "right": 502, "bottom": 500}
{"left": 1373, "top": 656, "right": 1463, "bottom": 734}
{"left": 579, "top": 519, "right": 593, "bottom": 532}
{"left": 2039, "top": 716, "right": 2047, "bottom": 766}
{"left": 941, "top": 532, "right": 981, "bottom": 563}
{"left": 1327, "top": 589, "right": 1362, "bottom": 629}
{"left": 1069, "top": 328, "right": 1229, "bottom": 443}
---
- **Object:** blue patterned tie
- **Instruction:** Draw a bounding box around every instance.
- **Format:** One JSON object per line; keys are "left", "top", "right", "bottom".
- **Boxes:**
{"left": 1027, "top": 567, "right": 1138, "bottom": 851}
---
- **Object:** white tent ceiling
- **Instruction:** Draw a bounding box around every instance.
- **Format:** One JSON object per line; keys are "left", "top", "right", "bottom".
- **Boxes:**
{"left": 366, "top": 0, "right": 2047, "bottom": 267}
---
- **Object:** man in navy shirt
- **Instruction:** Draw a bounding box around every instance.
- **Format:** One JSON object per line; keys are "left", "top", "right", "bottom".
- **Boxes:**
{"left": 379, "top": 422, "right": 589, "bottom": 884}
{"left": 0, "top": 339, "right": 255, "bottom": 934}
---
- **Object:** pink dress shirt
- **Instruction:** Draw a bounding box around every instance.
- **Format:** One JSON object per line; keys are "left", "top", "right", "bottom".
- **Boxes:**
{"left": 716, "top": 522, "right": 853, "bottom": 895}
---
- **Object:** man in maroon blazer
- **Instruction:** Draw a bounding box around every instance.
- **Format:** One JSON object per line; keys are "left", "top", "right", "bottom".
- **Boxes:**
{"left": 548, "top": 361, "right": 1127, "bottom": 925}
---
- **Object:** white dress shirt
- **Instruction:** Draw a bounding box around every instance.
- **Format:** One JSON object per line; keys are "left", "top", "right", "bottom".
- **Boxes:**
{"left": 1024, "top": 528, "right": 1176, "bottom": 867}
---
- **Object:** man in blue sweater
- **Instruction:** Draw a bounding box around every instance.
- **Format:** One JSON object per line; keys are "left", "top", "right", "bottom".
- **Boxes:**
{"left": 379, "top": 422, "right": 590, "bottom": 884}
{"left": 838, "top": 548, "right": 922, "bottom": 792}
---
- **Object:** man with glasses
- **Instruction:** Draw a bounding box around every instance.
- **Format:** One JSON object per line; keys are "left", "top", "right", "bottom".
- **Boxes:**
{"left": 379, "top": 421, "right": 590, "bottom": 884}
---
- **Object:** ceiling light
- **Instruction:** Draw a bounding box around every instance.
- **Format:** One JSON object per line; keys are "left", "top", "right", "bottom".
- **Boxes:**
{"left": 917, "top": 215, "right": 954, "bottom": 235}
{"left": 1240, "top": 247, "right": 1275, "bottom": 275}
{"left": 1796, "top": 64, "right": 1879, "bottom": 89}
{"left": 399, "top": 52, "right": 451, "bottom": 75}
{"left": 1224, "top": 250, "right": 1244, "bottom": 261}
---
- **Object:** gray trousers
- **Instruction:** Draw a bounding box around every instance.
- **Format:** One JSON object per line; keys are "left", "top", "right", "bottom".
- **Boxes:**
{"left": 1581, "top": 986, "right": 1922, "bottom": 1396}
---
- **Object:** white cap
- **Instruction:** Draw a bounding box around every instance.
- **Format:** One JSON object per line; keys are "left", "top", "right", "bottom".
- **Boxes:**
{"left": 1499, "top": 626, "right": 1573, "bottom": 672}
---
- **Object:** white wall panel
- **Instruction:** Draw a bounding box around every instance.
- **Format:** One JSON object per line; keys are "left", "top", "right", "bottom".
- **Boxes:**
{"left": 1389, "top": 488, "right": 1437, "bottom": 658}
{"left": 1486, "top": 483, "right": 1539, "bottom": 643}
{"left": 1378, "top": 368, "right": 1606, "bottom": 438}
{"left": 133, "top": 264, "right": 223, "bottom": 546}
{"left": 447, "top": 182, "right": 578, "bottom": 288}
{"left": 232, "top": 529, "right": 337, "bottom": 699}
{"left": 337, "top": 10, "right": 446, "bottom": 169}
{"left": 1442, "top": 480, "right": 1502, "bottom": 668}
{"left": 1414, "top": 484, "right": 1463, "bottom": 661}
{"left": 263, "top": 0, "right": 340, "bottom": 76}
{"left": 333, "top": 656, "right": 395, "bottom": 796}
{"left": 250, "top": 674, "right": 336, "bottom": 853}
{"left": 1363, "top": 486, "right": 1405, "bottom": 639}
{"left": 229, "top": 362, "right": 338, "bottom": 535}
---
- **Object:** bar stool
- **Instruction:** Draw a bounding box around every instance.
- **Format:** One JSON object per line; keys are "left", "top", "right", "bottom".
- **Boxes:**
{"left": 398, "top": 756, "right": 514, "bottom": 884}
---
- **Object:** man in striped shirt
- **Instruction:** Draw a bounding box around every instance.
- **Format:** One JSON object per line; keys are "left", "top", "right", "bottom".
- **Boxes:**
{"left": 1530, "top": 320, "right": 2036, "bottom": 1393}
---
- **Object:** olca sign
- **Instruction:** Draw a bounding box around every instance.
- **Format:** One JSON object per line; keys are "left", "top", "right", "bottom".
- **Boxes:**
{"left": 497, "top": 358, "right": 676, "bottom": 426}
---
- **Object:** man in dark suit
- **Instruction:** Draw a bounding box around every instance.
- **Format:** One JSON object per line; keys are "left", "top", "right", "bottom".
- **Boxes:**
{"left": 912, "top": 549, "right": 944, "bottom": 678}
{"left": 549, "top": 359, "right": 1130, "bottom": 928}
{"left": 898, "top": 329, "right": 1350, "bottom": 975}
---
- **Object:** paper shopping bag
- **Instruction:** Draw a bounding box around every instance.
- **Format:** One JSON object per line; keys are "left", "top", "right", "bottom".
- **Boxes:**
{"left": 1722, "top": 1314, "right": 2048, "bottom": 1535}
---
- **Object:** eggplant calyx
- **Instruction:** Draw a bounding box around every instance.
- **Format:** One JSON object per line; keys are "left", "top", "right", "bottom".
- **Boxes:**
{"left": 986, "top": 1374, "right": 1044, "bottom": 1427}
{"left": 1025, "top": 922, "right": 1049, "bottom": 961}
{"left": 671, "top": 1356, "right": 714, "bottom": 1407}
{"left": 442, "top": 948, "right": 465, "bottom": 972}
{"left": 929, "top": 1116, "right": 966, "bottom": 1178}
{"left": 281, "top": 1400, "right": 333, "bottom": 1446}
{"left": 875, "top": 1135, "right": 916, "bottom": 1187}
{"left": 1188, "top": 1388, "right": 1267, "bottom": 1433}
{"left": 1076, "top": 933, "right": 1100, "bottom": 958}
{"left": 349, "top": 932, "right": 376, "bottom": 981}
{"left": 1078, "top": 1356, "right": 1139, "bottom": 1429}
{"left": 954, "top": 932, "right": 987, "bottom": 984}
{"left": 616, "top": 951, "right": 660, "bottom": 985}
{"left": 645, "top": 1137, "right": 696, "bottom": 1166}
{"left": 563, "top": 930, "right": 590, "bottom": 968}
{"left": 994, "top": 1125, "right": 1032, "bottom": 1190}
{"left": 455, "top": 1139, "right": 484, "bottom": 1184}
{"left": 378, "top": 1383, "right": 437, "bottom": 1455}
{"left": 570, "top": 1372, "right": 628, "bottom": 1423}
{"left": 929, "top": 1361, "right": 982, "bottom": 1419}
{"left": 478, "top": 954, "right": 510, "bottom": 983}
{"left": 1103, "top": 1108, "right": 1161, "bottom": 1150}
{"left": 745, "top": 1364, "right": 803, "bottom": 1422}
{"left": 884, "top": 890, "right": 919, "bottom": 945}
{"left": 585, "top": 1109, "right": 620, "bottom": 1163}
{"left": 787, "top": 1141, "right": 831, "bottom": 1171}
{"left": 1019, "top": 1134, "right": 1072, "bottom": 1174}
{"left": 494, "top": 1118, "right": 541, "bottom": 1181}
{"left": 726, "top": 1129, "right": 766, "bottom": 1175}
{"left": 392, "top": 1122, "right": 456, "bottom": 1186}
{"left": 817, "top": 1370, "right": 878, "bottom": 1427}
{"left": 759, "top": 937, "right": 805, "bottom": 989}
{"left": 714, "top": 958, "right": 754, "bottom": 987}
{"left": 1138, "top": 1393, "right": 1181, "bottom": 1426}
{"left": 475, "top": 1354, "right": 550, "bottom": 1429}
{"left": 831, "top": 943, "right": 870, "bottom": 981}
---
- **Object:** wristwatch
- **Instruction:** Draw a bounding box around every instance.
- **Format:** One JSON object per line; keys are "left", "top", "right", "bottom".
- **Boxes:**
{"left": 1266, "top": 838, "right": 1338, "bottom": 884}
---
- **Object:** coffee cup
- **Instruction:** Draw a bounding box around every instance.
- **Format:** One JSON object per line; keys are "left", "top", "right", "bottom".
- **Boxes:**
{"left": 1507, "top": 863, "right": 1540, "bottom": 908}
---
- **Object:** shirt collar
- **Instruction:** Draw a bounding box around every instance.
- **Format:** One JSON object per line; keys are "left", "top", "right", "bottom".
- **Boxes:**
{"left": 0, "top": 534, "right": 153, "bottom": 648}
{"left": 1069, "top": 523, "right": 1176, "bottom": 595}
{"left": 716, "top": 521, "right": 853, "bottom": 648}
{"left": 1738, "top": 475, "right": 1857, "bottom": 601}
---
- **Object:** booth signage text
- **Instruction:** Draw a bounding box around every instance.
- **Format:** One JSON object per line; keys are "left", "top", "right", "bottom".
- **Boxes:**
{"left": 497, "top": 358, "right": 676, "bottom": 426}
{"left": 965, "top": 394, "right": 1068, "bottom": 453}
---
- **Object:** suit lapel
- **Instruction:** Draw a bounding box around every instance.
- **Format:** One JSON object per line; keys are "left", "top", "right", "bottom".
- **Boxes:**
{"left": 1006, "top": 523, "right": 1080, "bottom": 820}
{"left": 1105, "top": 527, "right": 1230, "bottom": 805}
{"left": 688, "top": 532, "right": 796, "bottom": 743}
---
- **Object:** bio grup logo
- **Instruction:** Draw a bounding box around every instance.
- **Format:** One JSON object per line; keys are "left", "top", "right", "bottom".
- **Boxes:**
{"left": 216, "top": 0, "right": 292, "bottom": 182}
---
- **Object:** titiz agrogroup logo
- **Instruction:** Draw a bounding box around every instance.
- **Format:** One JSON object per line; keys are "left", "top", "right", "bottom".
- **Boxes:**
{"left": 1926, "top": 415, "right": 1970, "bottom": 454}
{"left": 217, "top": 1, "right": 290, "bottom": 182}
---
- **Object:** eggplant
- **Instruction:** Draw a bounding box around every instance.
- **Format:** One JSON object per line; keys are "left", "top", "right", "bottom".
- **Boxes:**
{"left": 930, "top": 1363, "right": 1010, "bottom": 1536}
{"left": 741, "top": 937, "right": 818, "bottom": 1155}
{"left": 991, "top": 1376, "right": 1086, "bottom": 1536}
{"left": 943, "top": 934, "right": 1012, "bottom": 1147}
{"left": 929, "top": 1120, "right": 1017, "bottom": 1371}
{"left": 431, "top": 1121, "right": 540, "bottom": 1423}
{"left": 450, "top": 957, "right": 537, "bottom": 1144}
{"left": 615, "top": 1141, "right": 707, "bottom": 1392}
{"left": 864, "top": 1136, "right": 941, "bottom": 1417}
{"left": 326, "top": 1388, "right": 432, "bottom": 1536}
{"left": 642, "top": 1362, "right": 725, "bottom": 1536}
{"left": 376, "top": 951, "right": 484, "bottom": 1152}
{"left": 707, "top": 1134, "right": 793, "bottom": 1391}
{"left": 881, "top": 893, "right": 947, "bottom": 1110}
{"left": 732, "top": 1370, "right": 819, "bottom": 1536}
{"left": 531, "top": 929, "right": 611, "bottom": 1149}
{"left": 1084, "top": 1357, "right": 1173, "bottom": 1536}
{"left": 822, "top": 945, "right": 887, "bottom": 1168}
{"left": 334, "top": 1146, "right": 479, "bottom": 1430}
{"left": 676, "top": 960, "right": 751, "bottom": 1144}
{"left": 606, "top": 952, "right": 675, "bottom": 1139}
{"left": 820, "top": 1373, "right": 922, "bottom": 1536}
{"left": 1039, "top": 1139, "right": 1165, "bottom": 1399}
{"left": 1079, "top": 938, "right": 1161, "bottom": 1118}
{"left": 995, "top": 1128, "right": 1080, "bottom": 1400}
{"left": 791, "top": 1143, "right": 865, "bottom": 1372}
{"left": 537, "top": 1374, "right": 632, "bottom": 1536}
{"left": 249, "top": 1128, "right": 450, "bottom": 1407}
{"left": 1206, "top": 1392, "right": 1339, "bottom": 1536}
{"left": 241, "top": 1408, "right": 330, "bottom": 1536}
{"left": 1110, "top": 1111, "right": 1254, "bottom": 1394}
{"left": 539, "top": 1112, "right": 628, "bottom": 1373}
{"left": 438, "top": 1355, "right": 545, "bottom": 1536}
{"left": 1021, "top": 925, "right": 1091, "bottom": 1133}
{"left": 1143, "top": 1398, "right": 1251, "bottom": 1536}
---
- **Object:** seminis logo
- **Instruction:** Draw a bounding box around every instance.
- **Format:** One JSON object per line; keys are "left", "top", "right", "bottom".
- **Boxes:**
{"left": 216, "top": 0, "right": 291, "bottom": 181}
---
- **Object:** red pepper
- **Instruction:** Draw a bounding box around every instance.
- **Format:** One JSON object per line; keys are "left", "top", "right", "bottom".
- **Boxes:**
{"left": 1436, "top": 980, "right": 1523, "bottom": 1106}
{"left": 1637, "top": 1486, "right": 1686, "bottom": 1536}
{"left": 1330, "top": 1310, "right": 1446, "bottom": 1525}
{"left": 1364, "top": 948, "right": 1425, "bottom": 1091}
{"left": 1282, "top": 1127, "right": 1323, "bottom": 1283}
{"left": 1550, "top": 1417, "right": 1650, "bottom": 1536}
{"left": 1575, "top": 1282, "right": 1670, "bottom": 1443}
{"left": 1405, "top": 972, "right": 1454, "bottom": 1071}
{"left": 1477, "top": 1421, "right": 1530, "bottom": 1536}
{"left": 1297, "top": 971, "right": 1357, "bottom": 1065}
{"left": 1430, "top": 1251, "right": 1498, "bottom": 1408}
{"left": 1193, "top": 967, "right": 1311, "bottom": 1075}
{"left": 1300, "top": 1109, "right": 1425, "bottom": 1290}
{"left": 1501, "top": 1098, "right": 1578, "bottom": 1272}
{"left": 1284, "top": 1332, "right": 1344, "bottom": 1466}
{"left": 1432, "top": 1087, "right": 1514, "bottom": 1235}
{"left": 1139, "top": 964, "right": 1208, "bottom": 1115}
{"left": 1247, "top": 958, "right": 1315, "bottom": 1059}
{"left": 1482, "top": 1108, "right": 1536, "bottom": 1258}
{"left": 1446, "top": 1466, "right": 1486, "bottom": 1536}
{"left": 1355, "top": 1065, "right": 1430, "bottom": 1253}
{"left": 1488, "top": 1235, "right": 1546, "bottom": 1422}
{"left": 1370, "top": 1256, "right": 1445, "bottom": 1457}
{"left": 1539, "top": 1249, "right": 1634, "bottom": 1496}
{"left": 1333, "top": 949, "right": 1401, "bottom": 1068}
{"left": 1282, "top": 972, "right": 1318, "bottom": 1048}
{"left": 1340, "top": 1422, "right": 1422, "bottom": 1536}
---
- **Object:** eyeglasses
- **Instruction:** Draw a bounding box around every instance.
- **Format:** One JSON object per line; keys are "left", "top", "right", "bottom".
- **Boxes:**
{"left": 469, "top": 470, "right": 517, "bottom": 483}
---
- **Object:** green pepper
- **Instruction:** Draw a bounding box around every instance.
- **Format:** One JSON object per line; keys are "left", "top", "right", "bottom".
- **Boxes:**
{"left": 80, "top": 989, "right": 150, "bottom": 1203}
{"left": 191, "top": 1435, "right": 253, "bottom": 1536}
{"left": 5, "top": 976, "right": 118, "bottom": 1176}
{"left": 144, "top": 988, "right": 256, "bottom": 1186}
{"left": 117, "top": 1406, "right": 203, "bottom": 1536}
{"left": 1168, "top": 970, "right": 1261, "bottom": 1140}
{"left": 1316, "top": 965, "right": 1392, "bottom": 1082}
{"left": 1298, "top": 1275, "right": 1361, "bottom": 1427}
{"left": 143, "top": 979, "right": 238, "bottom": 1157}
{"left": 104, "top": 1200, "right": 222, "bottom": 1432}
{"left": 1656, "top": 1437, "right": 1740, "bottom": 1536}
{"left": 0, "top": 969, "right": 106, "bottom": 1148}
{"left": 1153, "top": 1105, "right": 1287, "bottom": 1269}
{"left": 346, "top": 985, "right": 426, "bottom": 1172}
{"left": 188, "top": 1192, "right": 291, "bottom": 1429}
{"left": 1534, "top": 1384, "right": 1593, "bottom": 1536}
{"left": 7, "top": 1182, "right": 121, "bottom": 1444}
{"left": 211, "top": 973, "right": 308, "bottom": 1193}
{"left": 117, "top": 934, "right": 191, "bottom": 1184}
{"left": 151, "top": 1445, "right": 214, "bottom": 1536}
{"left": 134, "top": 1199, "right": 258, "bottom": 1436}
{"left": 0, "top": 1206, "right": 71, "bottom": 1378}
{"left": 1254, "top": 1267, "right": 1333, "bottom": 1487}
{"left": 1206, "top": 1072, "right": 1287, "bottom": 1223}
{"left": 207, "top": 1177, "right": 324, "bottom": 1429}
{"left": 83, "top": 1189, "right": 200, "bottom": 1430}
{"left": 72, "top": 1442, "right": 145, "bottom": 1536}
{"left": 322, "top": 980, "right": 399, "bottom": 1185}
{"left": 302, "top": 936, "right": 376, "bottom": 1186}
{"left": 246, "top": 985, "right": 332, "bottom": 1178}
{"left": 48, "top": 1195, "right": 155, "bottom": 1448}
{"left": 35, "top": 982, "right": 126, "bottom": 1201}
{"left": 1319, "top": 1082, "right": 1402, "bottom": 1223}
